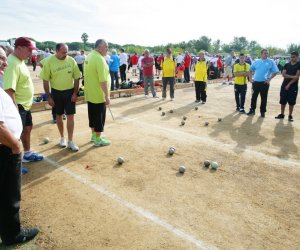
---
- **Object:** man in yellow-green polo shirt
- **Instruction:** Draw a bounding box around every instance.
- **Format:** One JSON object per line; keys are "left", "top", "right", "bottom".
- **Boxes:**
{"left": 41, "top": 43, "right": 81, "bottom": 151}
{"left": 233, "top": 53, "right": 250, "bottom": 113}
{"left": 3, "top": 37, "right": 44, "bottom": 163}
{"left": 161, "top": 48, "right": 176, "bottom": 100}
{"left": 84, "top": 39, "right": 111, "bottom": 147}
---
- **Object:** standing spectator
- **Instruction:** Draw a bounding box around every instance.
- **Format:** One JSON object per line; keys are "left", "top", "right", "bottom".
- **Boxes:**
{"left": 0, "top": 47, "right": 39, "bottom": 246}
{"left": 84, "top": 39, "right": 111, "bottom": 146}
{"left": 161, "top": 48, "right": 176, "bottom": 100}
{"left": 278, "top": 58, "right": 286, "bottom": 73}
{"left": 194, "top": 51, "right": 208, "bottom": 104}
{"left": 247, "top": 49, "right": 279, "bottom": 117}
{"left": 275, "top": 51, "right": 300, "bottom": 122}
{"left": 31, "top": 54, "right": 37, "bottom": 71}
{"left": 223, "top": 51, "right": 235, "bottom": 85}
{"left": 233, "top": 53, "right": 250, "bottom": 113}
{"left": 137, "top": 54, "right": 144, "bottom": 82}
{"left": 142, "top": 49, "right": 158, "bottom": 98}
{"left": 216, "top": 55, "right": 224, "bottom": 78}
{"left": 157, "top": 53, "right": 164, "bottom": 77}
{"left": 245, "top": 55, "right": 252, "bottom": 65}
{"left": 127, "top": 54, "right": 132, "bottom": 72}
{"left": 131, "top": 52, "right": 139, "bottom": 76}
{"left": 41, "top": 43, "right": 81, "bottom": 151}
{"left": 119, "top": 48, "right": 127, "bottom": 82}
{"left": 109, "top": 49, "right": 120, "bottom": 90}
{"left": 44, "top": 48, "right": 51, "bottom": 58}
{"left": 3, "top": 37, "right": 44, "bottom": 163}
{"left": 176, "top": 52, "right": 184, "bottom": 67}
{"left": 184, "top": 51, "right": 191, "bottom": 82}
{"left": 74, "top": 50, "right": 86, "bottom": 79}
{"left": 176, "top": 61, "right": 185, "bottom": 83}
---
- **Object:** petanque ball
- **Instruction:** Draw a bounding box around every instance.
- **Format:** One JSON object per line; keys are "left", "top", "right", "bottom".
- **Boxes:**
{"left": 218, "top": 118, "right": 222, "bottom": 122}
{"left": 158, "top": 107, "right": 162, "bottom": 111}
{"left": 195, "top": 107, "right": 198, "bottom": 110}
{"left": 179, "top": 165, "right": 186, "bottom": 173}
{"left": 43, "top": 137, "right": 49, "bottom": 144}
{"left": 181, "top": 121, "right": 185, "bottom": 126}
{"left": 117, "top": 157, "right": 124, "bottom": 164}
{"left": 211, "top": 161, "right": 219, "bottom": 170}
{"left": 204, "top": 160, "right": 210, "bottom": 167}
{"left": 183, "top": 116, "right": 187, "bottom": 120}
{"left": 169, "top": 109, "right": 174, "bottom": 113}
{"left": 162, "top": 112, "right": 165, "bottom": 116}
{"left": 168, "top": 147, "right": 176, "bottom": 155}
{"left": 205, "top": 122, "right": 209, "bottom": 126}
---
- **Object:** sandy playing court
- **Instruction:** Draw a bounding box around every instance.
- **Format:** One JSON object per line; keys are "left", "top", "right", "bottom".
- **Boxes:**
{"left": 1, "top": 72, "right": 299, "bottom": 249}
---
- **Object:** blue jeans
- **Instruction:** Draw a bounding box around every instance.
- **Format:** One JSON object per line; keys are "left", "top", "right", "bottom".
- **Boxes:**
{"left": 144, "top": 76, "right": 156, "bottom": 96}
{"left": 110, "top": 71, "right": 119, "bottom": 90}
{"left": 162, "top": 77, "right": 175, "bottom": 99}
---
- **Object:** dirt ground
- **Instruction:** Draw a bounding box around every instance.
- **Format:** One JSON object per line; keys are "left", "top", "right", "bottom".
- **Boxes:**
{"left": 0, "top": 67, "right": 299, "bottom": 250}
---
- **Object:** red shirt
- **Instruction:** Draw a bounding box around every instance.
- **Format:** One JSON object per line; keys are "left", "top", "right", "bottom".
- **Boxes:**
{"left": 217, "top": 58, "right": 223, "bottom": 69}
{"left": 142, "top": 56, "right": 154, "bottom": 77}
{"left": 184, "top": 55, "right": 191, "bottom": 67}
{"left": 31, "top": 55, "right": 38, "bottom": 62}
{"left": 131, "top": 55, "right": 138, "bottom": 65}
{"left": 157, "top": 55, "right": 164, "bottom": 64}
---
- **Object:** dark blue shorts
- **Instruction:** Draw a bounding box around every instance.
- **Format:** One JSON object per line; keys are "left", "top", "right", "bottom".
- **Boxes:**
{"left": 280, "top": 83, "right": 298, "bottom": 106}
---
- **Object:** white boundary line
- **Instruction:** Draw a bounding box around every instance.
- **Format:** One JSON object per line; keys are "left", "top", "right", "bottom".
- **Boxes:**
{"left": 43, "top": 157, "right": 215, "bottom": 250}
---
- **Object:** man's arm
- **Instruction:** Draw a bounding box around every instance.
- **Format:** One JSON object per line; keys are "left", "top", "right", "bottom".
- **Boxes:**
{"left": 100, "top": 81, "right": 110, "bottom": 106}
{"left": 282, "top": 70, "right": 299, "bottom": 79}
{"left": 71, "top": 79, "right": 80, "bottom": 103}
{"left": 284, "top": 69, "right": 300, "bottom": 90}
{"left": 43, "top": 80, "right": 55, "bottom": 107}
{"left": 5, "top": 89, "right": 17, "bottom": 108}
{"left": 0, "top": 122, "right": 22, "bottom": 154}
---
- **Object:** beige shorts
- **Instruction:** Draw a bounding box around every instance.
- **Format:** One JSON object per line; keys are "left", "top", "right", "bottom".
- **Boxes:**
{"left": 224, "top": 65, "right": 233, "bottom": 78}
{"left": 132, "top": 65, "right": 138, "bottom": 70}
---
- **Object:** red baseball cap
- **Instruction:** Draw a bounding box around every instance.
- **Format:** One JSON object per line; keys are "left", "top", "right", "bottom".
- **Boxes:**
{"left": 166, "top": 48, "right": 172, "bottom": 54}
{"left": 15, "top": 37, "right": 38, "bottom": 50}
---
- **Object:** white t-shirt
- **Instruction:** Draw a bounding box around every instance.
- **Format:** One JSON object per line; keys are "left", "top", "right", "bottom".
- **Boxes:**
{"left": 176, "top": 54, "right": 184, "bottom": 64}
{"left": 0, "top": 88, "right": 23, "bottom": 140}
{"left": 44, "top": 52, "right": 52, "bottom": 58}
{"left": 74, "top": 54, "right": 86, "bottom": 64}
{"left": 138, "top": 56, "right": 144, "bottom": 69}
{"left": 105, "top": 55, "right": 111, "bottom": 65}
{"left": 0, "top": 76, "right": 3, "bottom": 89}
{"left": 119, "top": 52, "right": 128, "bottom": 66}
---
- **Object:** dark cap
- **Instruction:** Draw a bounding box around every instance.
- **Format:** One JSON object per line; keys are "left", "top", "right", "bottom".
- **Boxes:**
{"left": 166, "top": 48, "right": 172, "bottom": 54}
{"left": 15, "top": 37, "right": 37, "bottom": 50}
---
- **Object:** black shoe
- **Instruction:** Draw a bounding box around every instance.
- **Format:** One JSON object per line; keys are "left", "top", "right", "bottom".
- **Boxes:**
{"left": 236, "top": 107, "right": 240, "bottom": 111}
{"left": 195, "top": 100, "right": 200, "bottom": 103}
{"left": 239, "top": 108, "right": 245, "bottom": 113}
{"left": 247, "top": 110, "right": 255, "bottom": 116}
{"left": 288, "top": 115, "right": 294, "bottom": 122}
{"left": 275, "top": 114, "right": 285, "bottom": 119}
{"left": 3, "top": 228, "right": 39, "bottom": 246}
{"left": 261, "top": 112, "right": 265, "bottom": 118}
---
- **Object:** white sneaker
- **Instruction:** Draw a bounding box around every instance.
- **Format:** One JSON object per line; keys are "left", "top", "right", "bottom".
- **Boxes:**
{"left": 59, "top": 137, "right": 66, "bottom": 148}
{"left": 68, "top": 141, "right": 79, "bottom": 151}
{"left": 144, "top": 95, "right": 148, "bottom": 98}
{"left": 201, "top": 101, "right": 206, "bottom": 104}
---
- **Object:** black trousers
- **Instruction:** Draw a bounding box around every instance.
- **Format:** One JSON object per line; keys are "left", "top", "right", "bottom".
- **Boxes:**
{"left": 162, "top": 77, "right": 175, "bottom": 99}
{"left": 120, "top": 64, "right": 127, "bottom": 82}
{"left": 32, "top": 62, "right": 37, "bottom": 71}
{"left": 0, "top": 146, "right": 21, "bottom": 243}
{"left": 194, "top": 81, "right": 207, "bottom": 102}
{"left": 87, "top": 102, "right": 106, "bottom": 132}
{"left": 234, "top": 84, "right": 247, "bottom": 109}
{"left": 184, "top": 67, "right": 190, "bottom": 82}
{"left": 250, "top": 81, "right": 270, "bottom": 113}
{"left": 77, "top": 64, "right": 84, "bottom": 77}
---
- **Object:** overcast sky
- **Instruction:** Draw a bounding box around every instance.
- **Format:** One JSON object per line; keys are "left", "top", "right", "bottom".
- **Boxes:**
{"left": 1, "top": 0, "right": 299, "bottom": 49}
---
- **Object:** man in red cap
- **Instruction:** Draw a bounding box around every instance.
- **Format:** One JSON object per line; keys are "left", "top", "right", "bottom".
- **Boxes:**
{"left": 3, "top": 37, "right": 44, "bottom": 163}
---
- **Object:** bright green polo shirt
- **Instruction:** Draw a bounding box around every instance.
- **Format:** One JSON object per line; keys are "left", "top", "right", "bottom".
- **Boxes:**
{"left": 3, "top": 54, "right": 34, "bottom": 111}
{"left": 84, "top": 50, "right": 111, "bottom": 104}
{"left": 41, "top": 55, "right": 81, "bottom": 90}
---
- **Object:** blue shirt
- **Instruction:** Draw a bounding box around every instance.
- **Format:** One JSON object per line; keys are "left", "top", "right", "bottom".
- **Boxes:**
{"left": 109, "top": 54, "right": 120, "bottom": 72}
{"left": 250, "top": 59, "right": 279, "bottom": 82}
{"left": 224, "top": 55, "right": 233, "bottom": 66}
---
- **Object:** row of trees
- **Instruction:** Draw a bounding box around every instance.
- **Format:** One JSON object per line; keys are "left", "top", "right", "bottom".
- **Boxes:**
{"left": 8, "top": 33, "right": 300, "bottom": 57}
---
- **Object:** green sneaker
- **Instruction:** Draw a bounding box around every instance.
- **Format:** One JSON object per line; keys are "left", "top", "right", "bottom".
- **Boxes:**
{"left": 91, "top": 133, "right": 105, "bottom": 142}
{"left": 94, "top": 137, "right": 110, "bottom": 147}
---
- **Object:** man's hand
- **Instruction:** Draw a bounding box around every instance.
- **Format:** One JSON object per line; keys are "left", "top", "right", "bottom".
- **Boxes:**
{"left": 12, "top": 140, "right": 22, "bottom": 154}
{"left": 285, "top": 84, "right": 291, "bottom": 90}
{"left": 48, "top": 96, "right": 55, "bottom": 107}
{"left": 265, "top": 80, "right": 271, "bottom": 85}
{"left": 105, "top": 96, "right": 110, "bottom": 106}
{"left": 71, "top": 93, "right": 77, "bottom": 103}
